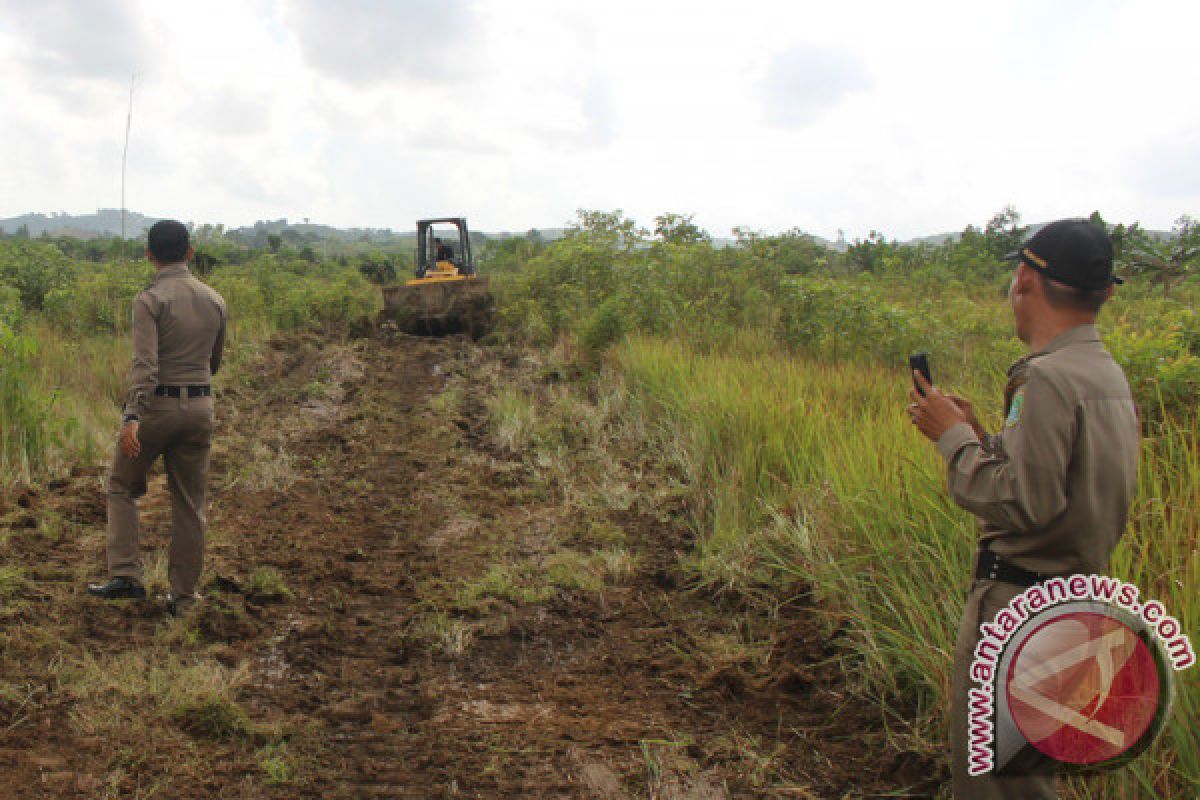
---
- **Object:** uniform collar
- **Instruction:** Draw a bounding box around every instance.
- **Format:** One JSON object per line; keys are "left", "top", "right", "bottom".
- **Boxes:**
{"left": 1006, "top": 323, "right": 1100, "bottom": 380}
{"left": 153, "top": 262, "right": 191, "bottom": 281}
{"left": 1036, "top": 323, "right": 1101, "bottom": 357}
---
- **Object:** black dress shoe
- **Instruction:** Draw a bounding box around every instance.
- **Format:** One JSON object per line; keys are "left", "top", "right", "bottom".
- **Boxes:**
{"left": 86, "top": 577, "right": 147, "bottom": 599}
{"left": 165, "top": 593, "right": 200, "bottom": 617}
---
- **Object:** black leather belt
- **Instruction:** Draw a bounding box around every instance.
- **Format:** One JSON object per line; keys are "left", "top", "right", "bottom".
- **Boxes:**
{"left": 975, "top": 549, "right": 1048, "bottom": 587}
{"left": 154, "top": 385, "right": 212, "bottom": 398}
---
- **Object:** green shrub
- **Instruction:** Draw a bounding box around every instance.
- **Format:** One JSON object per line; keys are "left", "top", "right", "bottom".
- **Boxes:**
{"left": 43, "top": 261, "right": 148, "bottom": 334}
{"left": 205, "top": 274, "right": 267, "bottom": 323}
{"left": 581, "top": 296, "right": 626, "bottom": 354}
{"left": 268, "top": 273, "right": 376, "bottom": 329}
{"left": 1173, "top": 306, "right": 1200, "bottom": 355}
{"left": 0, "top": 241, "right": 77, "bottom": 310}
{"left": 1105, "top": 320, "right": 1200, "bottom": 420}
{"left": 0, "top": 285, "right": 21, "bottom": 328}
{"left": 773, "top": 278, "right": 937, "bottom": 366}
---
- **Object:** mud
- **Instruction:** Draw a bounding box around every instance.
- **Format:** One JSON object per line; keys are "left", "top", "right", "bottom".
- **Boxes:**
{"left": 0, "top": 331, "right": 941, "bottom": 798}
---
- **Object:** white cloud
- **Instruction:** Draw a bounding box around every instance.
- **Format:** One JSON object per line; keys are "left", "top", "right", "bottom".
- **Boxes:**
{"left": 0, "top": 0, "right": 149, "bottom": 81}
{"left": 521, "top": 74, "right": 617, "bottom": 149}
{"left": 1130, "top": 126, "right": 1200, "bottom": 201}
{"left": 0, "top": 0, "right": 1196, "bottom": 239}
{"left": 186, "top": 86, "right": 277, "bottom": 138}
{"left": 284, "top": 0, "right": 480, "bottom": 87}
{"left": 762, "top": 44, "right": 869, "bottom": 128}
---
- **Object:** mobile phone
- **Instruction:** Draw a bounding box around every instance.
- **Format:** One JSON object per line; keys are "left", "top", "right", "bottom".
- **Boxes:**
{"left": 909, "top": 352, "right": 932, "bottom": 396}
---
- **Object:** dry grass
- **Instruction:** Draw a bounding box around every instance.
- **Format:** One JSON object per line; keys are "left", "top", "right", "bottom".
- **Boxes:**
{"left": 54, "top": 650, "right": 250, "bottom": 740}
{"left": 228, "top": 440, "right": 300, "bottom": 492}
{"left": 416, "top": 612, "right": 476, "bottom": 657}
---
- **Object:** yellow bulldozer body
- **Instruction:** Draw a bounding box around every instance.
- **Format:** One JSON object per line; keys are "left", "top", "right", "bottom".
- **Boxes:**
{"left": 405, "top": 259, "right": 468, "bottom": 285}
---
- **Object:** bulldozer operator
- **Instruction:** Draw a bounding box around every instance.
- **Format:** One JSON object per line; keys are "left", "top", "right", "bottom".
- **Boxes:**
{"left": 433, "top": 236, "right": 453, "bottom": 264}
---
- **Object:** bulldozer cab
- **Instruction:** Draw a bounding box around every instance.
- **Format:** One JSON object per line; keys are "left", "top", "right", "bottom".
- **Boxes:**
{"left": 416, "top": 218, "right": 475, "bottom": 279}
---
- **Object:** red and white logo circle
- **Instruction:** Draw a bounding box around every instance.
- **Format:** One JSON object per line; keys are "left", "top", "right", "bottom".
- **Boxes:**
{"left": 1005, "top": 611, "right": 1162, "bottom": 765}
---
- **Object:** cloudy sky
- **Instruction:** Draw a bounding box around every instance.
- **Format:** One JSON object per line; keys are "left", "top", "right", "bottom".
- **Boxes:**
{"left": 0, "top": 0, "right": 1196, "bottom": 240}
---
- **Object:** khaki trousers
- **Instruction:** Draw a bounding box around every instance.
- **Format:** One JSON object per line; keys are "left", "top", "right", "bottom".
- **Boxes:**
{"left": 106, "top": 393, "right": 214, "bottom": 599}
{"left": 950, "top": 579, "right": 1058, "bottom": 799}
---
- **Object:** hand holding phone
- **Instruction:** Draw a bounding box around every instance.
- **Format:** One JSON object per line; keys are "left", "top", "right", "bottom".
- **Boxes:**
{"left": 909, "top": 352, "right": 932, "bottom": 397}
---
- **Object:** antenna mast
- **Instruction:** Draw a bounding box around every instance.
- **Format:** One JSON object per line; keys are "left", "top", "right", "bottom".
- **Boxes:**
{"left": 121, "top": 73, "right": 136, "bottom": 253}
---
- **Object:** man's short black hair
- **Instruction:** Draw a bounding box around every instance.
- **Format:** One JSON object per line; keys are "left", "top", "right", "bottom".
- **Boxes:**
{"left": 1038, "top": 272, "right": 1109, "bottom": 315}
{"left": 147, "top": 220, "right": 190, "bottom": 264}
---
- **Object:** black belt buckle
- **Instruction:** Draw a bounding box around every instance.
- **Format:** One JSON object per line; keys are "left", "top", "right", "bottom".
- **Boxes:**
{"left": 975, "top": 549, "right": 1046, "bottom": 588}
{"left": 154, "top": 385, "right": 211, "bottom": 398}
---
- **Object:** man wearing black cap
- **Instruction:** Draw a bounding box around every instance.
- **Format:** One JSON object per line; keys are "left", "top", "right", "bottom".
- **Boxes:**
{"left": 907, "top": 219, "right": 1140, "bottom": 798}
{"left": 86, "top": 220, "right": 227, "bottom": 617}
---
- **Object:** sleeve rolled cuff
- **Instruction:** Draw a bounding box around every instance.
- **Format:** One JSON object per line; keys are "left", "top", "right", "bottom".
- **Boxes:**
{"left": 122, "top": 391, "right": 146, "bottom": 420}
{"left": 936, "top": 422, "right": 978, "bottom": 462}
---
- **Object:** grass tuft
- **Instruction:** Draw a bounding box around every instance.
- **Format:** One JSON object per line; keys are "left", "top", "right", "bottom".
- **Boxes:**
{"left": 258, "top": 743, "right": 295, "bottom": 785}
{"left": 171, "top": 696, "right": 253, "bottom": 740}
{"left": 245, "top": 567, "right": 294, "bottom": 602}
{"left": 0, "top": 565, "right": 28, "bottom": 605}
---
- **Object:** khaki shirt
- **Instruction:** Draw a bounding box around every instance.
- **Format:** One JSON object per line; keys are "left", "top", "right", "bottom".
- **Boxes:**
{"left": 122, "top": 263, "right": 227, "bottom": 419}
{"left": 936, "top": 324, "right": 1140, "bottom": 577}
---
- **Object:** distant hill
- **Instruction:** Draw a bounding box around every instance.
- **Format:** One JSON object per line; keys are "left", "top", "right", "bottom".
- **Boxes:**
{"left": 0, "top": 210, "right": 569, "bottom": 245}
{"left": 906, "top": 222, "right": 1173, "bottom": 248}
{"left": 0, "top": 209, "right": 160, "bottom": 238}
{"left": 906, "top": 232, "right": 960, "bottom": 247}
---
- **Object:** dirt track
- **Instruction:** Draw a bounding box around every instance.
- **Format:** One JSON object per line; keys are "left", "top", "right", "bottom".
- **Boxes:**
{"left": 0, "top": 332, "right": 940, "bottom": 798}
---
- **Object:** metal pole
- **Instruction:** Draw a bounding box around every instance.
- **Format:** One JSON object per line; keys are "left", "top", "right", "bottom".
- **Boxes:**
{"left": 121, "top": 73, "right": 136, "bottom": 257}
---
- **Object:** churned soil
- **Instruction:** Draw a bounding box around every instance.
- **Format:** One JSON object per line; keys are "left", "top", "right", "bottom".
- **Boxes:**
{"left": 0, "top": 330, "right": 941, "bottom": 798}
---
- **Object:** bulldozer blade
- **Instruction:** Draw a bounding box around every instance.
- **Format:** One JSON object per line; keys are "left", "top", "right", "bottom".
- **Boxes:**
{"left": 379, "top": 277, "right": 495, "bottom": 338}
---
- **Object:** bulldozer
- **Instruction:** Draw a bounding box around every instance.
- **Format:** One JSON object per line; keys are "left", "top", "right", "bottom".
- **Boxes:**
{"left": 379, "top": 217, "right": 495, "bottom": 337}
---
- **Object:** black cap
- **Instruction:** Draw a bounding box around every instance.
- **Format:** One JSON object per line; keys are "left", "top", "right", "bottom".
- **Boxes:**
{"left": 1004, "top": 218, "right": 1122, "bottom": 290}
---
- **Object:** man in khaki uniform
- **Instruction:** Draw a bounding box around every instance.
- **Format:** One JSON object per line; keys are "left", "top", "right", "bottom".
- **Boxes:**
{"left": 87, "top": 220, "right": 227, "bottom": 616}
{"left": 907, "top": 219, "right": 1140, "bottom": 798}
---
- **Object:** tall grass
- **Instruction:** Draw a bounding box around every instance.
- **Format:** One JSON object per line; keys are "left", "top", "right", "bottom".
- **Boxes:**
{"left": 25, "top": 319, "right": 127, "bottom": 470}
{"left": 1081, "top": 411, "right": 1200, "bottom": 799}
{"left": 0, "top": 247, "right": 380, "bottom": 483}
{"left": 0, "top": 323, "right": 83, "bottom": 482}
{"left": 615, "top": 335, "right": 1199, "bottom": 798}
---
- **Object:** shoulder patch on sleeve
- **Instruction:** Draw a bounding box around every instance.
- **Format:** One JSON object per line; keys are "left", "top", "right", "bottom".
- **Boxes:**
{"left": 1005, "top": 387, "right": 1025, "bottom": 428}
